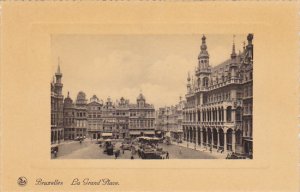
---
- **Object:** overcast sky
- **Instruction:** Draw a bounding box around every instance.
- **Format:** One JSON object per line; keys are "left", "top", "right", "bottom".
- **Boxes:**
{"left": 51, "top": 34, "right": 247, "bottom": 108}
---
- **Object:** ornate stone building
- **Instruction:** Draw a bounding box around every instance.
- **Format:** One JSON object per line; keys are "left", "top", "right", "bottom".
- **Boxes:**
{"left": 155, "top": 97, "right": 185, "bottom": 140}
{"left": 128, "top": 93, "right": 155, "bottom": 138}
{"left": 51, "top": 65, "right": 64, "bottom": 144}
{"left": 74, "top": 91, "right": 88, "bottom": 138}
{"left": 63, "top": 92, "right": 76, "bottom": 140}
{"left": 101, "top": 97, "right": 117, "bottom": 138}
{"left": 182, "top": 34, "right": 253, "bottom": 157}
{"left": 87, "top": 95, "right": 103, "bottom": 139}
{"left": 115, "top": 97, "right": 130, "bottom": 139}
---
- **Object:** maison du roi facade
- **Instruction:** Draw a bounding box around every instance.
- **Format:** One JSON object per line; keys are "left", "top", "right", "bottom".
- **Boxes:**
{"left": 51, "top": 68, "right": 155, "bottom": 143}
{"left": 182, "top": 34, "right": 253, "bottom": 157}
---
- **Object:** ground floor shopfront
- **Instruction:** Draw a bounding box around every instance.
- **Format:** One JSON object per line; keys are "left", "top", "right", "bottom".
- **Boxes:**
{"left": 128, "top": 129, "right": 155, "bottom": 138}
{"left": 63, "top": 128, "right": 87, "bottom": 140}
{"left": 182, "top": 126, "right": 252, "bottom": 157}
{"left": 170, "top": 130, "right": 183, "bottom": 141}
{"left": 51, "top": 127, "right": 64, "bottom": 144}
{"left": 88, "top": 131, "right": 125, "bottom": 139}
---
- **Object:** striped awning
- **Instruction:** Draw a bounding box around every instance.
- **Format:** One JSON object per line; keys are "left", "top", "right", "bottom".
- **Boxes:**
{"left": 143, "top": 131, "right": 155, "bottom": 135}
{"left": 171, "top": 130, "right": 183, "bottom": 133}
{"left": 102, "top": 133, "right": 113, "bottom": 137}
{"left": 129, "top": 131, "right": 141, "bottom": 135}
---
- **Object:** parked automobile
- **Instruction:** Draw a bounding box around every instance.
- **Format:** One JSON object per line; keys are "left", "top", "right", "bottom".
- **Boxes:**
{"left": 121, "top": 143, "right": 131, "bottom": 150}
{"left": 74, "top": 136, "right": 86, "bottom": 141}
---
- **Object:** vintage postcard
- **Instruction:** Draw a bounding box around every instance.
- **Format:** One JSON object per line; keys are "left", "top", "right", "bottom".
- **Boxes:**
{"left": 1, "top": 1, "right": 299, "bottom": 192}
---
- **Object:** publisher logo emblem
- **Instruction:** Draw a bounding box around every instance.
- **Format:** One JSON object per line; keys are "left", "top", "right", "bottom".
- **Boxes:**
{"left": 17, "top": 177, "right": 27, "bottom": 186}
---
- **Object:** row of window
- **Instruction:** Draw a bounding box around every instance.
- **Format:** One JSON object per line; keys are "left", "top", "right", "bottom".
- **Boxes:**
{"left": 243, "top": 85, "right": 253, "bottom": 98}
{"left": 65, "top": 128, "right": 87, "bottom": 132}
{"left": 88, "top": 115, "right": 101, "bottom": 118}
{"left": 88, "top": 106, "right": 101, "bottom": 110}
{"left": 64, "top": 118, "right": 74, "bottom": 125}
{"left": 76, "top": 120, "right": 87, "bottom": 127}
{"left": 63, "top": 118, "right": 87, "bottom": 126}
{"left": 183, "top": 107, "right": 243, "bottom": 122}
{"left": 130, "top": 111, "right": 155, "bottom": 117}
{"left": 63, "top": 111, "right": 86, "bottom": 117}
{"left": 243, "top": 103, "right": 253, "bottom": 115}
{"left": 51, "top": 99, "right": 62, "bottom": 111}
{"left": 51, "top": 114, "right": 62, "bottom": 126}
{"left": 243, "top": 120, "right": 253, "bottom": 137}
{"left": 206, "top": 91, "right": 231, "bottom": 104}
{"left": 129, "top": 120, "right": 154, "bottom": 128}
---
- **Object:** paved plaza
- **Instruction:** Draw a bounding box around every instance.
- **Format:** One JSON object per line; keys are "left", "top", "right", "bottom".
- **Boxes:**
{"left": 52, "top": 140, "right": 221, "bottom": 159}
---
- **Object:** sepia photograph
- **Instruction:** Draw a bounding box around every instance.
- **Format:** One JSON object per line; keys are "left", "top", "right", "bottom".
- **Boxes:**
{"left": 50, "top": 34, "right": 253, "bottom": 160}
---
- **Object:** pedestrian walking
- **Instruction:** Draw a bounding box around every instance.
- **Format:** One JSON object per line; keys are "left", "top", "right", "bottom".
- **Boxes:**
{"left": 166, "top": 151, "right": 169, "bottom": 159}
{"left": 131, "top": 155, "right": 134, "bottom": 160}
{"left": 53, "top": 150, "right": 57, "bottom": 158}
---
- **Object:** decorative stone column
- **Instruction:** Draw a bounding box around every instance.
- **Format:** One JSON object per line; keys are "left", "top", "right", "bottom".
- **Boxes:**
{"left": 217, "top": 129, "right": 220, "bottom": 150}
{"left": 211, "top": 130, "right": 214, "bottom": 149}
{"left": 55, "top": 130, "right": 58, "bottom": 144}
{"left": 232, "top": 109, "right": 236, "bottom": 123}
{"left": 187, "top": 128, "right": 190, "bottom": 143}
{"left": 206, "top": 129, "right": 209, "bottom": 148}
{"left": 200, "top": 127, "right": 203, "bottom": 148}
{"left": 200, "top": 111, "right": 202, "bottom": 122}
{"left": 224, "top": 130, "right": 227, "bottom": 153}
{"left": 232, "top": 130, "right": 236, "bottom": 153}
{"left": 195, "top": 128, "right": 198, "bottom": 149}
{"left": 224, "top": 108, "right": 227, "bottom": 122}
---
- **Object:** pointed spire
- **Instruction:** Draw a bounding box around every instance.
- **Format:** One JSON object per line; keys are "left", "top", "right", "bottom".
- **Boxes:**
{"left": 187, "top": 71, "right": 191, "bottom": 82}
{"left": 56, "top": 57, "right": 62, "bottom": 75}
{"left": 231, "top": 35, "right": 237, "bottom": 58}
{"left": 57, "top": 64, "right": 60, "bottom": 73}
{"left": 198, "top": 34, "right": 209, "bottom": 59}
{"left": 201, "top": 34, "right": 207, "bottom": 51}
{"left": 67, "top": 91, "right": 70, "bottom": 98}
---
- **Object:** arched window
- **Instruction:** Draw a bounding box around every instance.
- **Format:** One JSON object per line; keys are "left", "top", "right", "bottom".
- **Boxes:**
{"left": 203, "top": 77, "right": 209, "bottom": 88}
{"left": 236, "top": 107, "right": 242, "bottom": 121}
{"left": 236, "top": 130, "right": 242, "bottom": 145}
{"left": 226, "top": 106, "right": 232, "bottom": 122}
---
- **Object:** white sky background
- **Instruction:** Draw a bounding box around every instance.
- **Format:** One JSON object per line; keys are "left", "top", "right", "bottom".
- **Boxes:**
{"left": 51, "top": 34, "right": 246, "bottom": 108}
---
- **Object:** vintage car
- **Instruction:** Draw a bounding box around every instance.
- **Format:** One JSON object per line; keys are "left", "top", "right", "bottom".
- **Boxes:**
{"left": 74, "top": 136, "right": 84, "bottom": 141}
{"left": 140, "top": 150, "right": 163, "bottom": 159}
{"left": 103, "top": 139, "right": 114, "bottom": 155}
{"left": 121, "top": 143, "right": 131, "bottom": 150}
